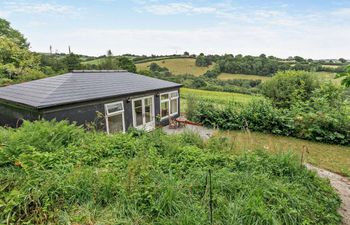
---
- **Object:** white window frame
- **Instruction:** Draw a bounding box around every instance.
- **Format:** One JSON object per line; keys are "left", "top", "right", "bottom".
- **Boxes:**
{"left": 131, "top": 95, "right": 155, "bottom": 130}
{"left": 160, "top": 91, "right": 179, "bottom": 120}
{"left": 105, "top": 101, "right": 125, "bottom": 134}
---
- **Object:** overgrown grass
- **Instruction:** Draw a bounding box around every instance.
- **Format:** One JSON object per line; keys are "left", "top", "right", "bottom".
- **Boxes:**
{"left": 218, "top": 73, "right": 271, "bottom": 81}
{"left": 136, "top": 58, "right": 214, "bottom": 76}
{"left": 216, "top": 130, "right": 350, "bottom": 177}
{"left": 0, "top": 120, "right": 341, "bottom": 224}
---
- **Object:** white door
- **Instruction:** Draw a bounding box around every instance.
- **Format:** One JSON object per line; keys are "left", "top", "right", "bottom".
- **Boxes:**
{"left": 132, "top": 96, "right": 155, "bottom": 131}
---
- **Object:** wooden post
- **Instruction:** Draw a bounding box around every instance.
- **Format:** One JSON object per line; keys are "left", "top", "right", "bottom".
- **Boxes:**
{"left": 209, "top": 169, "right": 213, "bottom": 225}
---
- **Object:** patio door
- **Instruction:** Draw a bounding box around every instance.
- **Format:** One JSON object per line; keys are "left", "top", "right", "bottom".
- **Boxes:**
{"left": 132, "top": 96, "right": 155, "bottom": 131}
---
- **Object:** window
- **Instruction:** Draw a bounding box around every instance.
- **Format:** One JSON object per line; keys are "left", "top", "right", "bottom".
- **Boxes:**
{"left": 105, "top": 101, "right": 125, "bottom": 133}
{"left": 160, "top": 91, "right": 179, "bottom": 119}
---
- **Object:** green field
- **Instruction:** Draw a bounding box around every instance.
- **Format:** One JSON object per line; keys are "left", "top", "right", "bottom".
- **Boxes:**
{"left": 181, "top": 88, "right": 257, "bottom": 103}
{"left": 180, "top": 88, "right": 259, "bottom": 113}
{"left": 81, "top": 58, "right": 105, "bottom": 65}
{"left": 218, "top": 73, "right": 271, "bottom": 81}
{"left": 216, "top": 130, "right": 350, "bottom": 177}
{"left": 136, "top": 58, "right": 213, "bottom": 76}
{"left": 315, "top": 71, "right": 343, "bottom": 85}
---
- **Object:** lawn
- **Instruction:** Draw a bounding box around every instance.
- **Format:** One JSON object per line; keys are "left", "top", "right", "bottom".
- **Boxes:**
{"left": 218, "top": 73, "right": 271, "bottom": 81}
{"left": 216, "top": 130, "right": 350, "bottom": 177}
{"left": 136, "top": 58, "right": 214, "bottom": 76}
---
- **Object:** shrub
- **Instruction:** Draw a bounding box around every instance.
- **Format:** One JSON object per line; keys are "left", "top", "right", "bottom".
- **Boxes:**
{"left": 261, "top": 70, "right": 320, "bottom": 108}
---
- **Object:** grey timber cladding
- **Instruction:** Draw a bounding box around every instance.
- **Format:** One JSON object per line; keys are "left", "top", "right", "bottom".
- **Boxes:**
{"left": 0, "top": 71, "right": 181, "bottom": 108}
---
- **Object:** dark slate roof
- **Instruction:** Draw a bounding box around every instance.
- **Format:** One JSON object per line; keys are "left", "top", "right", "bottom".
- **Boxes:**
{"left": 0, "top": 71, "right": 182, "bottom": 109}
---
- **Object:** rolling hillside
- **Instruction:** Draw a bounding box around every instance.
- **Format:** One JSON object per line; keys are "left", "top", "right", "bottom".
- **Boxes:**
{"left": 136, "top": 58, "right": 214, "bottom": 76}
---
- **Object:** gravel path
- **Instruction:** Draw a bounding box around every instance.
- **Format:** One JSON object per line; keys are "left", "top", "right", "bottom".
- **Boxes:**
{"left": 306, "top": 164, "right": 350, "bottom": 225}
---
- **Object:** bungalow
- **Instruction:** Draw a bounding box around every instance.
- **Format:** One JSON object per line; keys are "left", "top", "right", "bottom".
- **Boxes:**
{"left": 0, "top": 70, "right": 182, "bottom": 133}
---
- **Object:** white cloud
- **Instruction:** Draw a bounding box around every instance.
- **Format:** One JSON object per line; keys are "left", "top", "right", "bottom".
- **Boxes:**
{"left": 331, "top": 8, "right": 350, "bottom": 17}
{"left": 143, "top": 3, "right": 216, "bottom": 15}
{"left": 3, "top": 1, "right": 80, "bottom": 16}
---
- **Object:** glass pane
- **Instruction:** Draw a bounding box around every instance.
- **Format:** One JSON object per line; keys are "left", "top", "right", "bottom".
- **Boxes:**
{"left": 134, "top": 100, "right": 142, "bottom": 108}
{"left": 171, "top": 99, "right": 178, "bottom": 114}
{"left": 161, "top": 101, "right": 169, "bottom": 118}
{"left": 144, "top": 97, "right": 153, "bottom": 123}
{"left": 108, "top": 114, "right": 123, "bottom": 133}
{"left": 144, "top": 97, "right": 151, "bottom": 106}
{"left": 134, "top": 100, "right": 143, "bottom": 126}
{"left": 107, "top": 102, "right": 123, "bottom": 114}
{"left": 161, "top": 94, "right": 169, "bottom": 100}
{"left": 170, "top": 92, "right": 178, "bottom": 98}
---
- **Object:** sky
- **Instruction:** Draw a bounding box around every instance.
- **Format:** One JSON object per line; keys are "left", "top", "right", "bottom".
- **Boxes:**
{"left": 1, "top": 0, "right": 350, "bottom": 59}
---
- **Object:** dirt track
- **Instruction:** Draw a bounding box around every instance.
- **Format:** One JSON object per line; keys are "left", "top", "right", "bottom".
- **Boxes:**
{"left": 306, "top": 164, "right": 350, "bottom": 225}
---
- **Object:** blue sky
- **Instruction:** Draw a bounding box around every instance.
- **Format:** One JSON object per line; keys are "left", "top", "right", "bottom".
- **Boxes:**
{"left": 1, "top": 0, "right": 350, "bottom": 58}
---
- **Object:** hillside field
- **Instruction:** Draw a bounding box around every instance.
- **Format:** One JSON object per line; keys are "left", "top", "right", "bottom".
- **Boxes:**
{"left": 136, "top": 58, "right": 214, "bottom": 76}
{"left": 218, "top": 73, "right": 272, "bottom": 81}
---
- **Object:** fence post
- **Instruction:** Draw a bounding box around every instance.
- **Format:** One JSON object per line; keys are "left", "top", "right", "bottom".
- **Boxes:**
{"left": 209, "top": 169, "right": 213, "bottom": 225}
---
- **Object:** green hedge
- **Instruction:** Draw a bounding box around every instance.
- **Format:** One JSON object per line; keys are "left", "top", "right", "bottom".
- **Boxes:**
{"left": 189, "top": 98, "right": 350, "bottom": 145}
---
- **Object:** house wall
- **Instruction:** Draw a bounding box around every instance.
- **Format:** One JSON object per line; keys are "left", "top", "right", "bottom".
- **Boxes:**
{"left": 40, "top": 87, "right": 180, "bottom": 132}
{"left": 0, "top": 101, "right": 40, "bottom": 127}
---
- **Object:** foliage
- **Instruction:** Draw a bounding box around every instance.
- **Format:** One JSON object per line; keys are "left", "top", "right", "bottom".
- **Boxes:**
{"left": 118, "top": 56, "right": 137, "bottom": 73}
{"left": 195, "top": 53, "right": 212, "bottom": 67}
{"left": 261, "top": 70, "right": 320, "bottom": 108}
{"left": 0, "top": 36, "right": 44, "bottom": 81}
{"left": 189, "top": 83, "right": 350, "bottom": 145}
{"left": 0, "top": 18, "right": 28, "bottom": 48}
{"left": 0, "top": 120, "right": 341, "bottom": 224}
{"left": 336, "top": 65, "right": 350, "bottom": 87}
{"left": 62, "top": 53, "right": 81, "bottom": 71}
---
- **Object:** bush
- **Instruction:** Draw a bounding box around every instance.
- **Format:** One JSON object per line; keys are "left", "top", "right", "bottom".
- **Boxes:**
{"left": 261, "top": 71, "right": 320, "bottom": 108}
{"left": 0, "top": 120, "right": 341, "bottom": 224}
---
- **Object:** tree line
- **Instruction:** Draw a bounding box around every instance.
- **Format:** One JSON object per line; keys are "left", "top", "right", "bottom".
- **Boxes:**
{"left": 196, "top": 53, "right": 347, "bottom": 76}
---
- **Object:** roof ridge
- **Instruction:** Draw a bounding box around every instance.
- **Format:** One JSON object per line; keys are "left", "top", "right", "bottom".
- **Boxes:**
{"left": 37, "top": 73, "right": 73, "bottom": 105}
{"left": 72, "top": 70, "right": 127, "bottom": 73}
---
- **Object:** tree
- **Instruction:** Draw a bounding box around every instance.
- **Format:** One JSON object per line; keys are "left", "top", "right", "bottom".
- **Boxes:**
{"left": 195, "top": 53, "right": 211, "bottom": 67}
{"left": 0, "top": 36, "right": 41, "bottom": 79}
{"left": 183, "top": 51, "right": 189, "bottom": 56}
{"left": 118, "top": 57, "right": 136, "bottom": 73}
{"left": 339, "top": 58, "right": 347, "bottom": 64}
{"left": 294, "top": 56, "right": 305, "bottom": 63}
{"left": 0, "top": 18, "right": 28, "bottom": 48}
{"left": 261, "top": 70, "right": 320, "bottom": 108}
{"left": 63, "top": 53, "right": 81, "bottom": 71}
{"left": 336, "top": 65, "right": 350, "bottom": 87}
